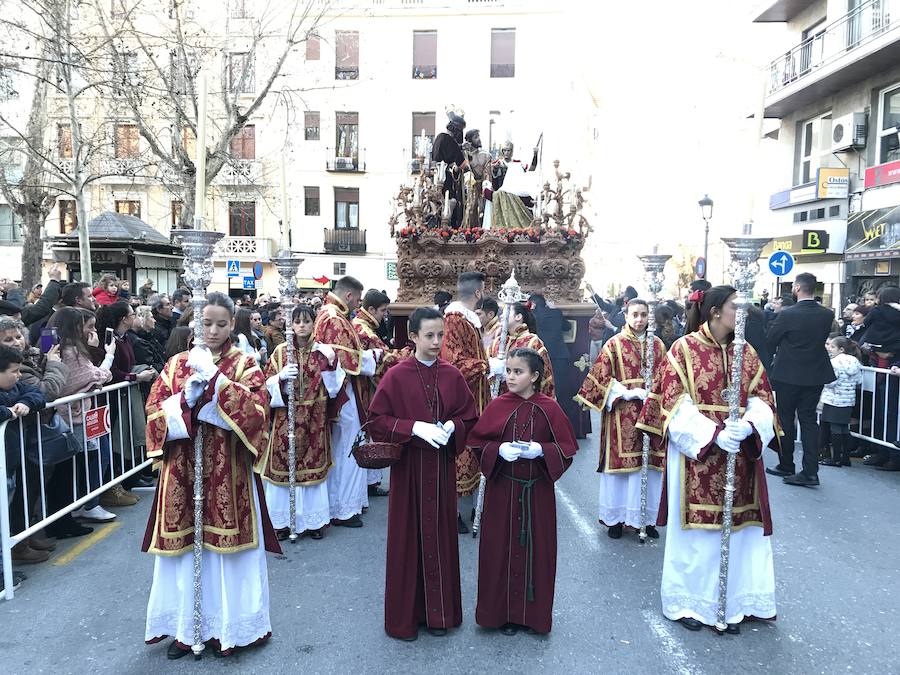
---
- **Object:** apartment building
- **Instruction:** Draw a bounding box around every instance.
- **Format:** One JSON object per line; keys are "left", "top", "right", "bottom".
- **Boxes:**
{"left": 0, "top": 0, "right": 597, "bottom": 299}
{"left": 755, "top": 0, "right": 900, "bottom": 307}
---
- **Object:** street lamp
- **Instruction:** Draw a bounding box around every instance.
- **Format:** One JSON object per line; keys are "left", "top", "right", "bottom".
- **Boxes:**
{"left": 698, "top": 194, "right": 713, "bottom": 279}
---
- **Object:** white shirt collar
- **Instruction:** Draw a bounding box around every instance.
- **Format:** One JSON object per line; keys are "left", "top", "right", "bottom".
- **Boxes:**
{"left": 443, "top": 301, "right": 482, "bottom": 330}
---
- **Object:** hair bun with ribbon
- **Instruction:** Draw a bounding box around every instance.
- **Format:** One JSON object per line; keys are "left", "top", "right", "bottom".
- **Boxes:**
{"left": 688, "top": 289, "right": 705, "bottom": 304}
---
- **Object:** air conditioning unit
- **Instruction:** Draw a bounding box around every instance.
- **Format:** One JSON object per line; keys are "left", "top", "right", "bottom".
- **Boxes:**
{"left": 335, "top": 157, "right": 355, "bottom": 170}
{"left": 831, "top": 112, "right": 867, "bottom": 152}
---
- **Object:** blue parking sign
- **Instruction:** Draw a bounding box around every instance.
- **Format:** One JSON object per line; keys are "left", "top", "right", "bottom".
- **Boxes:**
{"left": 768, "top": 251, "right": 795, "bottom": 277}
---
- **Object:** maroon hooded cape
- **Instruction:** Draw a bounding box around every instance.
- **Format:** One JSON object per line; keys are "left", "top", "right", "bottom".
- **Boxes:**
{"left": 467, "top": 391, "right": 578, "bottom": 634}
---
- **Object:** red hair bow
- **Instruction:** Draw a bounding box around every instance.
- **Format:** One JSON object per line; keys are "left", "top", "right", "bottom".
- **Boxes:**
{"left": 688, "top": 289, "right": 705, "bottom": 303}
{"left": 524, "top": 300, "right": 534, "bottom": 311}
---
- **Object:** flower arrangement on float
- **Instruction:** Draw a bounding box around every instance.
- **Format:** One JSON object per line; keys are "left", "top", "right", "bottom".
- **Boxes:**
{"left": 395, "top": 225, "right": 584, "bottom": 245}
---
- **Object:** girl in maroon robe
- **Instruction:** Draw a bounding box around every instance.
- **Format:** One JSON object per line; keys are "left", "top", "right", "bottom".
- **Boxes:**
{"left": 469, "top": 348, "right": 578, "bottom": 635}
{"left": 367, "top": 307, "right": 478, "bottom": 641}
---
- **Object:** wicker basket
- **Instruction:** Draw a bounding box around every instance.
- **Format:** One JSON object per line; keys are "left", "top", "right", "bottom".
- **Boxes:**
{"left": 352, "top": 441, "right": 403, "bottom": 469}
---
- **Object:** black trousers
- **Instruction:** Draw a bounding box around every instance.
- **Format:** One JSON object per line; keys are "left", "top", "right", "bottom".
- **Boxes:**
{"left": 774, "top": 382, "right": 824, "bottom": 478}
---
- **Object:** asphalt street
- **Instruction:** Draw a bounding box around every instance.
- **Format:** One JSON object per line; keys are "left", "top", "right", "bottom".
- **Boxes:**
{"left": 2, "top": 411, "right": 899, "bottom": 674}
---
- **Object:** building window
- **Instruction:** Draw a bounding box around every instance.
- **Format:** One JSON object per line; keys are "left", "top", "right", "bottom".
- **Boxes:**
{"left": 306, "top": 34, "right": 320, "bottom": 61}
{"left": 173, "top": 126, "right": 195, "bottom": 159}
{"left": 335, "top": 31, "right": 359, "bottom": 80}
{"left": 304, "top": 186, "right": 320, "bottom": 216}
{"left": 59, "top": 199, "right": 77, "bottom": 234}
{"left": 305, "top": 111, "right": 320, "bottom": 141}
{"left": 58, "top": 124, "right": 72, "bottom": 159}
{"left": 412, "top": 30, "right": 437, "bottom": 79}
{"left": 335, "top": 112, "right": 359, "bottom": 162}
{"left": 171, "top": 200, "right": 183, "bottom": 227}
{"left": 490, "top": 28, "right": 515, "bottom": 78}
{"left": 115, "top": 199, "right": 141, "bottom": 218}
{"left": 113, "top": 51, "right": 138, "bottom": 97}
{"left": 0, "top": 205, "right": 21, "bottom": 243}
{"left": 333, "top": 262, "right": 346, "bottom": 276}
{"left": 878, "top": 84, "right": 900, "bottom": 163}
{"left": 334, "top": 187, "right": 359, "bottom": 229}
{"left": 228, "top": 201, "right": 256, "bottom": 237}
{"left": 412, "top": 112, "right": 435, "bottom": 158}
{"left": 228, "top": 52, "right": 255, "bottom": 93}
{"left": 230, "top": 124, "right": 255, "bottom": 159}
{"left": 798, "top": 113, "right": 830, "bottom": 184}
{"left": 115, "top": 123, "right": 140, "bottom": 159}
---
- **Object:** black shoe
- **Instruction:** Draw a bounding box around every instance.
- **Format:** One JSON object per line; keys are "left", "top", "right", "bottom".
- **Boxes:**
{"left": 427, "top": 627, "right": 447, "bottom": 637}
{"left": 309, "top": 527, "right": 324, "bottom": 540}
{"left": 500, "top": 623, "right": 519, "bottom": 636}
{"left": 607, "top": 523, "right": 623, "bottom": 539}
{"left": 875, "top": 458, "right": 900, "bottom": 471}
{"left": 783, "top": 473, "right": 819, "bottom": 487}
{"left": 166, "top": 640, "right": 191, "bottom": 660}
{"left": 765, "top": 466, "right": 792, "bottom": 477}
{"left": 644, "top": 525, "right": 660, "bottom": 539}
{"left": 725, "top": 623, "right": 741, "bottom": 635}
{"left": 678, "top": 617, "right": 703, "bottom": 631}
{"left": 275, "top": 527, "right": 290, "bottom": 541}
{"left": 46, "top": 516, "right": 93, "bottom": 539}
{"left": 331, "top": 515, "right": 363, "bottom": 528}
{"left": 863, "top": 453, "right": 888, "bottom": 466}
{"left": 368, "top": 485, "right": 389, "bottom": 497}
{"left": 458, "top": 513, "right": 470, "bottom": 534}
{"left": 818, "top": 458, "right": 842, "bottom": 467}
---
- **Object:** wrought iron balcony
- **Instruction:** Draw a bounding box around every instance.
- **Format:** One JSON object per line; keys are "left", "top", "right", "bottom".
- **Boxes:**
{"left": 766, "top": 0, "right": 900, "bottom": 99}
{"left": 326, "top": 148, "right": 366, "bottom": 172}
{"left": 323, "top": 228, "right": 366, "bottom": 253}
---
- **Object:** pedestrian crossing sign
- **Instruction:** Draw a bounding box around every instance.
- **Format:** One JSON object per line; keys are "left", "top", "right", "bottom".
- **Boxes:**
{"left": 227, "top": 260, "right": 241, "bottom": 277}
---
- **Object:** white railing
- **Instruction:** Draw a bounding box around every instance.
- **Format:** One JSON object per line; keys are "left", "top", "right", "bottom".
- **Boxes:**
{"left": 851, "top": 366, "right": 900, "bottom": 449}
{"left": 215, "top": 235, "right": 274, "bottom": 260}
{"left": 0, "top": 381, "right": 149, "bottom": 600}
{"left": 213, "top": 159, "right": 263, "bottom": 185}
{"left": 767, "top": 0, "right": 900, "bottom": 96}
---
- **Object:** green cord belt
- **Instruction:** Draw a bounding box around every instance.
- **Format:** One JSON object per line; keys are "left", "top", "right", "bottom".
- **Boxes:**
{"left": 502, "top": 473, "right": 541, "bottom": 602}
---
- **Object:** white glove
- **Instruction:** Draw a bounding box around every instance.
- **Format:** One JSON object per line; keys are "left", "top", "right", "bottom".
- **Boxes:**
{"left": 624, "top": 387, "right": 648, "bottom": 402}
{"left": 439, "top": 420, "right": 455, "bottom": 437}
{"left": 499, "top": 442, "right": 522, "bottom": 462}
{"left": 729, "top": 417, "right": 754, "bottom": 441}
{"left": 278, "top": 363, "right": 299, "bottom": 381}
{"left": 370, "top": 348, "right": 383, "bottom": 363}
{"left": 489, "top": 357, "right": 506, "bottom": 377}
{"left": 313, "top": 343, "right": 336, "bottom": 365}
{"left": 187, "top": 346, "right": 217, "bottom": 381}
{"left": 519, "top": 441, "right": 543, "bottom": 460}
{"left": 183, "top": 374, "right": 206, "bottom": 408}
{"left": 412, "top": 421, "right": 450, "bottom": 449}
{"left": 716, "top": 424, "right": 742, "bottom": 454}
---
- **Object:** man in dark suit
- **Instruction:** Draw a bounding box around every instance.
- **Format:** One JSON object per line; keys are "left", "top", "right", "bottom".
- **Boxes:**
{"left": 531, "top": 293, "right": 580, "bottom": 431}
{"left": 766, "top": 273, "right": 836, "bottom": 486}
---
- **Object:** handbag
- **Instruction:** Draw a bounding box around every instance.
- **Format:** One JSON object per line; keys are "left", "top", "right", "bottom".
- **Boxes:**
{"left": 351, "top": 420, "right": 403, "bottom": 470}
{"left": 21, "top": 412, "right": 83, "bottom": 466}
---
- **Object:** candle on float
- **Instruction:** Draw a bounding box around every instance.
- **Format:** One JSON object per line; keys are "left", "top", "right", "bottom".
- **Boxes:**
{"left": 194, "top": 73, "right": 207, "bottom": 227}
{"left": 443, "top": 190, "right": 450, "bottom": 218}
{"left": 280, "top": 153, "right": 289, "bottom": 249}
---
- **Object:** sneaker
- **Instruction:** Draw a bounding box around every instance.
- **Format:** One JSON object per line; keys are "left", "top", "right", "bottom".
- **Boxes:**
{"left": 79, "top": 505, "right": 117, "bottom": 522}
{"left": 0, "top": 570, "right": 27, "bottom": 592}
{"left": 100, "top": 484, "right": 139, "bottom": 507}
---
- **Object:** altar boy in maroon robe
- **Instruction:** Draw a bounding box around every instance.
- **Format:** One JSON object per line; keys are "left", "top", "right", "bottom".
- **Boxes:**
{"left": 367, "top": 307, "right": 478, "bottom": 641}
{"left": 468, "top": 348, "right": 578, "bottom": 636}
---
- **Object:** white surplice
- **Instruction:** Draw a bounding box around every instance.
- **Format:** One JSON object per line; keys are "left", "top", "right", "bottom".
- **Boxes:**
{"left": 660, "top": 395, "right": 777, "bottom": 626}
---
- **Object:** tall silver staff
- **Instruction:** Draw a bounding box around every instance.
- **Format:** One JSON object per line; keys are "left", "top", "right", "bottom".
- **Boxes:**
{"left": 715, "top": 234, "right": 770, "bottom": 632}
{"left": 271, "top": 250, "right": 303, "bottom": 541}
{"left": 472, "top": 269, "right": 528, "bottom": 538}
{"left": 635, "top": 253, "right": 670, "bottom": 543}
{"left": 175, "top": 228, "right": 223, "bottom": 659}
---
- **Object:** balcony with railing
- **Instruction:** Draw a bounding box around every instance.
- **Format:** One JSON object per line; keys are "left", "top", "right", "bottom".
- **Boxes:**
{"left": 764, "top": 0, "right": 900, "bottom": 116}
{"left": 323, "top": 228, "right": 366, "bottom": 253}
{"left": 213, "top": 159, "right": 263, "bottom": 185}
{"left": 326, "top": 148, "right": 366, "bottom": 172}
{"left": 213, "top": 235, "right": 275, "bottom": 261}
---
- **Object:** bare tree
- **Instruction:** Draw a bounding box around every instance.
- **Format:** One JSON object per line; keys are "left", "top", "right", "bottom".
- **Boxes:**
{"left": 94, "top": 0, "right": 326, "bottom": 228}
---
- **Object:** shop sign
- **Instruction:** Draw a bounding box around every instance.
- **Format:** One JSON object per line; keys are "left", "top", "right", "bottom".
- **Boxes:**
{"left": 762, "top": 230, "right": 830, "bottom": 257}
{"left": 845, "top": 205, "right": 900, "bottom": 260}
{"left": 864, "top": 159, "right": 900, "bottom": 188}
{"left": 817, "top": 167, "right": 849, "bottom": 199}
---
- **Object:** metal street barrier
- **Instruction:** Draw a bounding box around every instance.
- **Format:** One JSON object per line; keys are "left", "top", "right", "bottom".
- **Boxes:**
{"left": 851, "top": 366, "right": 900, "bottom": 449}
{"left": 0, "top": 381, "right": 149, "bottom": 600}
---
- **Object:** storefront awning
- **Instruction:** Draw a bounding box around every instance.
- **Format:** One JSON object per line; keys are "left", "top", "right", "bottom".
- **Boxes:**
{"left": 845, "top": 207, "right": 900, "bottom": 260}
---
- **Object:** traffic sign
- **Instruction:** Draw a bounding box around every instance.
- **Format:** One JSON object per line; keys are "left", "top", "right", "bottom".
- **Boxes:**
{"left": 226, "top": 260, "right": 241, "bottom": 277}
{"left": 242, "top": 277, "right": 256, "bottom": 290}
{"left": 768, "top": 250, "right": 795, "bottom": 277}
{"left": 694, "top": 257, "right": 706, "bottom": 279}
{"left": 84, "top": 405, "right": 111, "bottom": 441}
{"left": 253, "top": 261, "right": 264, "bottom": 280}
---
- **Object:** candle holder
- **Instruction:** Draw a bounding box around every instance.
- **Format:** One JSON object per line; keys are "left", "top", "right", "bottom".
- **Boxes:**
{"left": 635, "top": 252, "right": 671, "bottom": 543}
{"left": 172, "top": 224, "right": 223, "bottom": 659}
{"left": 714, "top": 234, "right": 770, "bottom": 632}
{"left": 271, "top": 249, "right": 304, "bottom": 542}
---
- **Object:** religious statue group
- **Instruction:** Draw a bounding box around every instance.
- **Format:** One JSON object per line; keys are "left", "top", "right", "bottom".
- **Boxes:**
{"left": 141, "top": 269, "right": 779, "bottom": 659}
